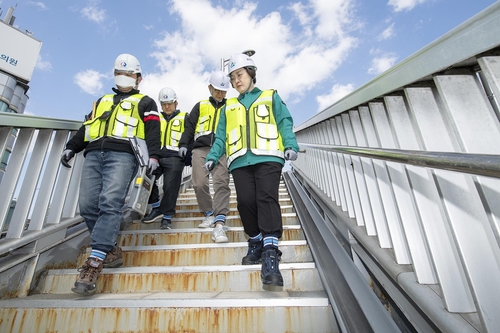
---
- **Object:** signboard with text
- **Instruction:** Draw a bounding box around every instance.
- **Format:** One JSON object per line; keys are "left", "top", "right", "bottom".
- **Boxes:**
{"left": 0, "top": 21, "right": 42, "bottom": 82}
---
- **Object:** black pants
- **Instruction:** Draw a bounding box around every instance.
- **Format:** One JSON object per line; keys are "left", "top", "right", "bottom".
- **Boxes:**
{"left": 231, "top": 162, "right": 283, "bottom": 239}
{"left": 148, "top": 156, "right": 185, "bottom": 216}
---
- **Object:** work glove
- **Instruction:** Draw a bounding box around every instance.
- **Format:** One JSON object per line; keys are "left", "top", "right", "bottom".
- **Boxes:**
{"left": 204, "top": 160, "right": 215, "bottom": 172}
{"left": 178, "top": 147, "right": 187, "bottom": 159}
{"left": 284, "top": 149, "right": 298, "bottom": 161}
{"left": 60, "top": 149, "right": 75, "bottom": 168}
{"left": 148, "top": 158, "right": 159, "bottom": 173}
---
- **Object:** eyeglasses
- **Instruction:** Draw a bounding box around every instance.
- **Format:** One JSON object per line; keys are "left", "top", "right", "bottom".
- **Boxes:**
{"left": 212, "top": 88, "right": 227, "bottom": 94}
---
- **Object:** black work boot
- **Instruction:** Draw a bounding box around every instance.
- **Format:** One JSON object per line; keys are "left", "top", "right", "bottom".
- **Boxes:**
{"left": 242, "top": 239, "right": 263, "bottom": 265}
{"left": 261, "top": 247, "right": 283, "bottom": 286}
{"left": 142, "top": 208, "right": 162, "bottom": 223}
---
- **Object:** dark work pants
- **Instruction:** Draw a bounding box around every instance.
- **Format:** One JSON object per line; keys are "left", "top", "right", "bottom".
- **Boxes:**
{"left": 231, "top": 162, "right": 283, "bottom": 239}
{"left": 148, "top": 156, "right": 185, "bottom": 216}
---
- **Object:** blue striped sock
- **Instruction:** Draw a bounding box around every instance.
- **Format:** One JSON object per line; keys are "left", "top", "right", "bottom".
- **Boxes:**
{"left": 151, "top": 201, "right": 160, "bottom": 208}
{"left": 205, "top": 210, "right": 214, "bottom": 217}
{"left": 249, "top": 233, "right": 262, "bottom": 242}
{"left": 89, "top": 249, "right": 106, "bottom": 261}
{"left": 263, "top": 236, "right": 279, "bottom": 249}
{"left": 163, "top": 215, "right": 172, "bottom": 220}
{"left": 214, "top": 214, "right": 226, "bottom": 224}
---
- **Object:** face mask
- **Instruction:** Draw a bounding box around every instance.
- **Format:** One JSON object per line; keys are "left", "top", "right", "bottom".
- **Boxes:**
{"left": 114, "top": 75, "right": 136, "bottom": 89}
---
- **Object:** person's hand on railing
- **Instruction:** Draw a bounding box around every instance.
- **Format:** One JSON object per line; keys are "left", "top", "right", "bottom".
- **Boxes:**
{"left": 60, "top": 149, "right": 75, "bottom": 168}
{"left": 284, "top": 149, "right": 297, "bottom": 161}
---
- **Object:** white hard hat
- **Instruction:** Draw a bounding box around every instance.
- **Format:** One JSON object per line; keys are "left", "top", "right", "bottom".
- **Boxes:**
{"left": 209, "top": 71, "right": 230, "bottom": 91}
{"left": 228, "top": 53, "right": 257, "bottom": 74}
{"left": 114, "top": 54, "right": 141, "bottom": 74}
{"left": 158, "top": 87, "right": 177, "bottom": 103}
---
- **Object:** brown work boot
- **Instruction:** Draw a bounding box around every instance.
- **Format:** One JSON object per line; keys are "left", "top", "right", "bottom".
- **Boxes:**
{"left": 103, "top": 246, "right": 123, "bottom": 268}
{"left": 71, "top": 257, "right": 103, "bottom": 295}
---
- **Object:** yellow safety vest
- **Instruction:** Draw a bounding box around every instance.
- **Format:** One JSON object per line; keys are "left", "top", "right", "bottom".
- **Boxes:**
{"left": 194, "top": 100, "right": 223, "bottom": 141}
{"left": 224, "top": 89, "right": 284, "bottom": 166}
{"left": 160, "top": 111, "right": 187, "bottom": 151}
{"left": 83, "top": 94, "right": 146, "bottom": 142}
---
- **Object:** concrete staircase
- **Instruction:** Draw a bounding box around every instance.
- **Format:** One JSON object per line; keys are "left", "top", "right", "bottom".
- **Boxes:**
{"left": 0, "top": 177, "right": 337, "bottom": 333}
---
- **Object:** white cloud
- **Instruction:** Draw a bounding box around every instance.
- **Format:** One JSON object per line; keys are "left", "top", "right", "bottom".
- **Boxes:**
{"left": 138, "top": 0, "right": 360, "bottom": 114}
{"left": 81, "top": 1, "right": 106, "bottom": 23}
{"left": 368, "top": 54, "right": 398, "bottom": 75}
{"left": 73, "top": 70, "right": 108, "bottom": 96}
{"left": 28, "top": 2, "right": 48, "bottom": 10}
{"left": 35, "top": 54, "right": 52, "bottom": 71}
{"left": 378, "top": 23, "right": 395, "bottom": 41}
{"left": 387, "top": 0, "right": 428, "bottom": 12}
{"left": 316, "top": 83, "right": 355, "bottom": 111}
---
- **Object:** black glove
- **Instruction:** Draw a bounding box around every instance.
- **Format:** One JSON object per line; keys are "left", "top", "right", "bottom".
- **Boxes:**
{"left": 60, "top": 149, "right": 75, "bottom": 168}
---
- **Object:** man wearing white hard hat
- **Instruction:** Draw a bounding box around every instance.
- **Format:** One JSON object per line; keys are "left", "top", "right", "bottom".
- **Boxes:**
{"left": 142, "top": 87, "right": 189, "bottom": 230}
{"left": 60, "top": 53, "right": 162, "bottom": 295}
{"left": 178, "top": 71, "right": 231, "bottom": 243}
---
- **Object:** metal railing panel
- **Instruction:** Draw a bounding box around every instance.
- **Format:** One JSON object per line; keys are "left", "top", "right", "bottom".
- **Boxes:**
{"left": 325, "top": 119, "right": 344, "bottom": 209}
{"left": 341, "top": 114, "right": 376, "bottom": 234}
{"left": 383, "top": 95, "right": 438, "bottom": 284}
{"left": 9, "top": 129, "right": 51, "bottom": 236}
{"left": 430, "top": 73, "right": 500, "bottom": 331}
{"left": 344, "top": 112, "right": 390, "bottom": 247}
{"left": 334, "top": 116, "right": 360, "bottom": 221}
{"left": 403, "top": 86, "right": 475, "bottom": 312}
{"left": 369, "top": 101, "right": 431, "bottom": 279}
{"left": 312, "top": 127, "right": 326, "bottom": 194}
{"left": 28, "top": 130, "right": 71, "bottom": 230}
{"left": 357, "top": 106, "right": 411, "bottom": 265}
{"left": 1, "top": 128, "right": 34, "bottom": 234}
{"left": 438, "top": 67, "right": 500, "bottom": 246}
{"left": 318, "top": 122, "right": 335, "bottom": 199}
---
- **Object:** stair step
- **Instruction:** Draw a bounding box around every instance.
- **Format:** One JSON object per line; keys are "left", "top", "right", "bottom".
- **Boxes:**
{"left": 0, "top": 292, "right": 336, "bottom": 333}
{"left": 125, "top": 212, "right": 299, "bottom": 230}
{"left": 117, "top": 225, "right": 305, "bottom": 246}
{"left": 75, "top": 240, "right": 313, "bottom": 267}
{"left": 175, "top": 198, "right": 293, "bottom": 210}
{"left": 38, "top": 263, "right": 323, "bottom": 294}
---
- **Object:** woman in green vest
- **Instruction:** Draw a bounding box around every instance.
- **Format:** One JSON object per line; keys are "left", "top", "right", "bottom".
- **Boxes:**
{"left": 206, "top": 53, "right": 299, "bottom": 287}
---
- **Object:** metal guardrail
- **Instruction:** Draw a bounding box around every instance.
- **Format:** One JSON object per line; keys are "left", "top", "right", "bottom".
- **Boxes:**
{"left": 299, "top": 143, "right": 500, "bottom": 178}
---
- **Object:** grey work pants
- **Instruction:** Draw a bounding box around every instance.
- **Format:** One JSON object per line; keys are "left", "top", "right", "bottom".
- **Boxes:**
{"left": 191, "top": 147, "right": 230, "bottom": 216}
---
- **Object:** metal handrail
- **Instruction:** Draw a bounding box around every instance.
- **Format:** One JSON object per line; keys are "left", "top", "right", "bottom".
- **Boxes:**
{"left": 299, "top": 143, "right": 500, "bottom": 178}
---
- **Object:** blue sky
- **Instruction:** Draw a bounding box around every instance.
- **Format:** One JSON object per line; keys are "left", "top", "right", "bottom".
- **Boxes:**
{"left": 1, "top": 0, "right": 497, "bottom": 126}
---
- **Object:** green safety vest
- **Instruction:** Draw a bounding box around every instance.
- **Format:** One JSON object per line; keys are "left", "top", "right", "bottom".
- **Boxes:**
{"left": 224, "top": 89, "right": 284, "bottom": 166}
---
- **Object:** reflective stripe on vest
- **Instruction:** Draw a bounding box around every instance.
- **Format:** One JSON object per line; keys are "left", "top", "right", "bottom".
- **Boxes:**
{"left": 83, "top": 94, "right": 145, "bottom": 142}
{"left": 224, "top": 90, "right": 284, "bottom": 166}
{"left": 160, "top": 111, "right": 187, "bottom": 151}
{"left": 194, "top": 100, "right": 223, "bottom": 141}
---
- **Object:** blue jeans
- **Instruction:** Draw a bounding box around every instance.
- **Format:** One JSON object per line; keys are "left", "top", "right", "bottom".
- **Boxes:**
{"left": 79, "top": 150, "right": 138, "bottom": 253}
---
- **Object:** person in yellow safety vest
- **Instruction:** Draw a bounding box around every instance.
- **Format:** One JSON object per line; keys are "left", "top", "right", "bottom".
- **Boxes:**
{"left": 142, "top": 87, "right": 190, "bottom": 230}
{"left": 60, "top": 53, "right": 162, "bottom": 295}
{"left": 206, "top": 53, "right": 299, "bottom": 287}
{"left": 178, "top": 71, "right": 232, "bottom": 244}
